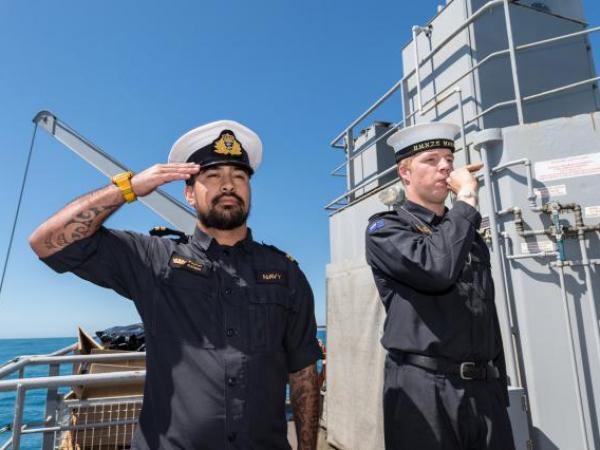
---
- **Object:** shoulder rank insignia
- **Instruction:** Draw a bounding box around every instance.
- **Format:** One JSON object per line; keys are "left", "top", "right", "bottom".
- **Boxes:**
{"left": 368, "top": 219, "right": 385, "bottom": 234}
{"left": 262, "top": 243, "right": 299, "bottom": 265}
{"left": 149, "top": 226, "right": 189, "bottom": 243}
{"left": 213, "top": 130, "right": 243, "bottom": 156}
{"left": 169, "top": 253, "right": 209, "bottom": 276}
{"left": 415, "top": 224, "right": 432, "bottom": 235}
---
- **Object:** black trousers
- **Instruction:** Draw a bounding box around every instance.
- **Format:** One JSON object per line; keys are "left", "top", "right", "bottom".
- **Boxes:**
{"left": 383, "top": 355, "right": 516, "bottom": 450}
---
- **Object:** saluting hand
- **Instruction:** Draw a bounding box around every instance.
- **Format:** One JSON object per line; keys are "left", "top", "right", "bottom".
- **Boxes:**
{"left": 446, "top": 162, "right": 483, "bottom": 194}
{"left": 131, "top": 163, "right": 200, "bottom": 197}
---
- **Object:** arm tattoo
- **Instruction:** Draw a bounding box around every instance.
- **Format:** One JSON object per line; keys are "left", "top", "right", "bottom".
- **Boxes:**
{"left": 289, "top": 364, "right": 320, "bottom": 450}
{"left": 37, "top": 186, "right": 122, "bottom": 254}
{"left": 43, "top": 204, "right": 119, "bottom": 250}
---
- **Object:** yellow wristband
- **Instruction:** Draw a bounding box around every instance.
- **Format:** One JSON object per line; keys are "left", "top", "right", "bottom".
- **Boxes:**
{"left": 111, "top": 171, "right": 137, "bottom": 203}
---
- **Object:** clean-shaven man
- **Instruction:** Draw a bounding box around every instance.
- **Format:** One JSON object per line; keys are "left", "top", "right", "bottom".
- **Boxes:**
{"left": 365, "top": 122, "right": 515, "bottom": 450}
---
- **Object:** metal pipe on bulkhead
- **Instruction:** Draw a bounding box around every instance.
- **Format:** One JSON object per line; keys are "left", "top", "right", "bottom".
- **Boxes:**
{"left": 473, "top": 129, "right": 520, "bottom": 386}
{"left": 551, "top": 204, "right": 600, "bottom": 364}
{"left": 555, "top": 258, "right": 592, "bottom": 450}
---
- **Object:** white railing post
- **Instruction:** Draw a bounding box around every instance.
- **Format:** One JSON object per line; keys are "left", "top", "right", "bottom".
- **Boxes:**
{"left": 502, "top": 0, "right": 525, "bottom": 124}
{"left": 455, "top": 87, "right": 470, "bottom": 164}
{"left": 42, "top": 363, "right": 60, "bottom": 450}
{"left": 344, "top": 129, "right": 354, "bottom": 196}
{"left": 412, "top": 26, "right": 423, "bottom": 113}
{"left": 11, "top": 385, "right": 26, "bottom": 449}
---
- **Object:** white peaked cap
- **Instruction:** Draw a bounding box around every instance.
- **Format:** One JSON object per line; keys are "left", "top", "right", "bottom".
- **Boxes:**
{"left": 168, "top": 120, "right": 262, "bottom": 173}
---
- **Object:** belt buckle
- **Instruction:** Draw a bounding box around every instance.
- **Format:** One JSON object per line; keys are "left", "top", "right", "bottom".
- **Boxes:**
{"left": 460, "top": 362, "right": 476, "bottom": 380}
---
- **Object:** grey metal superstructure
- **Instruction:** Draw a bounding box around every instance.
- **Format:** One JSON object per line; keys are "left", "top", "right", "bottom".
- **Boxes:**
{"left": 325, "top": 1, "right": 600, "bottom": 449}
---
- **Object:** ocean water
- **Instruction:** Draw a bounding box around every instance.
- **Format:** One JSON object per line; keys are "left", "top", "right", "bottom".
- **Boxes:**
{"left": 0, "top": 330, "right": 326, "bottom": 449}
{"left": 0, "top": 338, "right": 76, "bottom": 450}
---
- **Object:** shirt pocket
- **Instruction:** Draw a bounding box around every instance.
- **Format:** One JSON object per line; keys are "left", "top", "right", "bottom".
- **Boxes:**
{"left": 249, "top": 286, "right": 293, "bottom": 352}
{"left": 152, "top": 265, "right": 218, "bottom": 348}
{"left": 461, "top": 257, "right": 494, "bottom": 322}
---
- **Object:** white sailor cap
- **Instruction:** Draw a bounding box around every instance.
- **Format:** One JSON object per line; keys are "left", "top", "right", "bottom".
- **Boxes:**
{"left": 168, "top": 120, "right": 262, "bottom": 175}
{"left": 387, "top": 122, "right": 460, "bottom": 162}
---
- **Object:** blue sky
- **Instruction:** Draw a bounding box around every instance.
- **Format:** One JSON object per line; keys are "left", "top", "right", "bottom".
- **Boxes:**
{"left": 1, "top": 1, "right": 599, "bottom": 338}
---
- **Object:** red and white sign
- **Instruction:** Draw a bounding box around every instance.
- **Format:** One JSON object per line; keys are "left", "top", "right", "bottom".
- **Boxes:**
{"left": 534, "top": 184, "right": 567, "bottom": 198}
{"left": 521, "top": 241, "right": 555, "bottom": 254}
{"left": 585, "top": 206, "right": 600, "bottom": 219}
{"left": 534, "top": 153, "right": 600, "bottom": 182}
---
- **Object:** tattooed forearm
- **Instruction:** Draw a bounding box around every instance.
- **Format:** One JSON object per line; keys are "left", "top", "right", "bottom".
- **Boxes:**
{"left": 30, "top": 185, "right": 124, "bottom": 258}
{"left": 65, "top": 204, "right": 120, "bottom": 235}
{"left": 42, "top": 204, "right": 119, "bottom": 250}
{"left": 289, "top": 364, "right": 320, "bottom": 450}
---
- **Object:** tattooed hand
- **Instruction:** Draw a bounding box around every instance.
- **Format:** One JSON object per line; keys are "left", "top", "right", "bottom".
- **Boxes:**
{"left": 289, "top": 364, "right": 320, "bottom": 450}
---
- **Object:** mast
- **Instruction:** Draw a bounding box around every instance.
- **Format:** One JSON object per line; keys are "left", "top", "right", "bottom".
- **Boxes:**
{"left": 32, "top": 111, "right": 197, "bottom": 235}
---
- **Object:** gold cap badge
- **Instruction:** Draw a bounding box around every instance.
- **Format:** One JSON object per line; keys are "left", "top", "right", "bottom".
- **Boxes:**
{"left": 213, "top": 131, "right": 243, "bottom": 156}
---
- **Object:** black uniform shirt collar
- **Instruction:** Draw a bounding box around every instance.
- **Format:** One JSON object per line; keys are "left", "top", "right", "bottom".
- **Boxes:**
{"left": 191, "top": 226, "right": 254, "bottom": 253}
{"left": 235, "top": 229, "right": 254, "bottom": 254}
{"left": 401, "top": 200, "right": 448, "bottom": 226}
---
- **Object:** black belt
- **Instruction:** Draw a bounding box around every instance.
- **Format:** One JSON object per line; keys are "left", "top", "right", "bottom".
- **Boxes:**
{"left": 389, "top": 351, "right": 500, "bottom": 381}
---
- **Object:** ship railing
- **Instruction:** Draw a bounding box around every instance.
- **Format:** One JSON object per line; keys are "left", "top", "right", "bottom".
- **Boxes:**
{"left": 0, "top": 348, "right": 145, "bottom": 380}
{"left": 326, "top": 0, "right": 600, "bottom": 212}
{"left": 0, "top": 350, "right": 146, "bottom": 450}
{"left": 0, "top": 343, "right": 77, "bottom": 381}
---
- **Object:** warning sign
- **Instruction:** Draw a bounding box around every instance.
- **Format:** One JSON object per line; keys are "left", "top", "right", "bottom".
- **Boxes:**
{"left": 480, "top": 216, "right": 490, "bottom": 230}
{"left": 585, "top": 206, "right": 600, "bottom": 219}
{"left": 534, "top": 185, "right": 567, "bottom": 199}
{"left": 534, "top": 153, "right": 600, "bottom": 182}
{"left": 521, "top": 241, "right": 555, "bottom": 254}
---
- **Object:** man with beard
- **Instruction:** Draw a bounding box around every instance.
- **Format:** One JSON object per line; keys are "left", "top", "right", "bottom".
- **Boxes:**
{"left": 365, "top": 122, "right": 515, "bottom": 450}
{"left": 29, "top": 120, "right": 323, "bottom": 450}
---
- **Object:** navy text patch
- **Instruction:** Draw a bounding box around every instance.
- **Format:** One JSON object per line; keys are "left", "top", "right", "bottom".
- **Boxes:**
{"left": 256, "top": 270, "right": 288, "bottom": 285}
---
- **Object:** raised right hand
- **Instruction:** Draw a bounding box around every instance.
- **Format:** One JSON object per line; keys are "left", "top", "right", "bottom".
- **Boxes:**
{"left": 446, "top": 162, "right": 483, "bottom": 194}
{"left": 131, "top": 163, "right": 200, "bottom": 197}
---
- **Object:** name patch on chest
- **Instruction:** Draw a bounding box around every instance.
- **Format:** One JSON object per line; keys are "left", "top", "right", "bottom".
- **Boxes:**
{"left": 256, "top": 270, "right": 288, "bottom": 285}
{"left": 169, "top": 254, "right": 209, "bottom": 276}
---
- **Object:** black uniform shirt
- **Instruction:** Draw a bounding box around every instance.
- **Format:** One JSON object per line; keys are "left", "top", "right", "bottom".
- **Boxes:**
{"left": 42, "top": 226, "right": 322, "bottom": 450}
{"left": 365, "top": 200, "right": 507, "bottom": 390}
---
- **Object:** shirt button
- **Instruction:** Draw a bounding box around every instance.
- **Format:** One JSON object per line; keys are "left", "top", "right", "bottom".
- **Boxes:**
{"left": 227, "top": 432, "right": 237, "bottom": 442}
{"left": 227, "top": 377, "right": 237, "bottom": 386}
{"left": 226, "top": 328, "right": 236, "bottom": 337}
{"left": 224, "top": 288, "right": 232, "bottom": 295}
